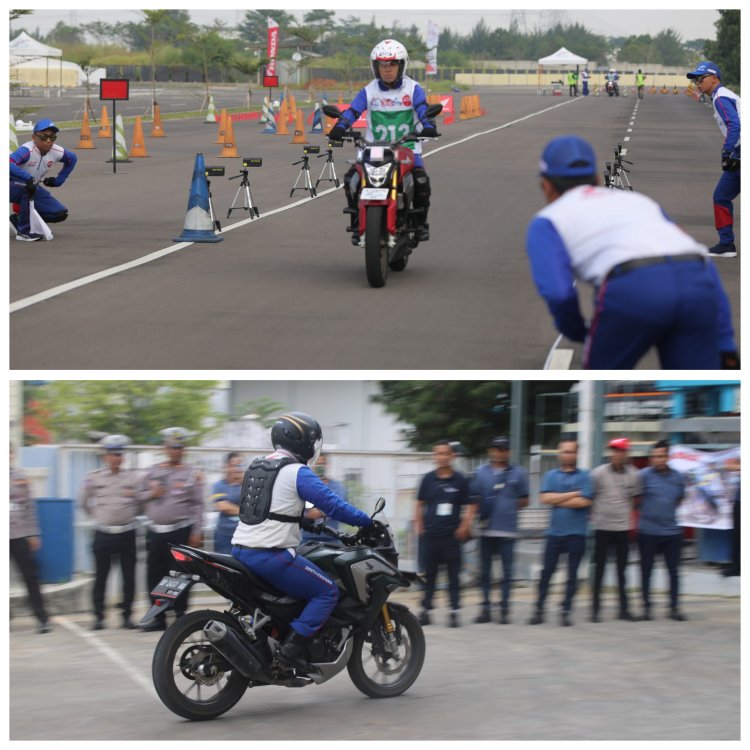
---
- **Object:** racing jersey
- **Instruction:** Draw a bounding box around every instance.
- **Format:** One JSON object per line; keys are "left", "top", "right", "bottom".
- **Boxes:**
{"left": 10, "top": 139, "right": 77, "bottom": 185}
{"left": 711, "top": 85, "right": 741, "bottom": 156}
{"left": 526, "top": 185, "right": 736, "bottom": 348}
{"left": 339, "top": 75, "right": 429, "bottom": 153}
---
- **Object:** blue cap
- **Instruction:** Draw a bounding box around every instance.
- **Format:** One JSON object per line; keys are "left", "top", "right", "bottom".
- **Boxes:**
{"left": 539, "top": 135, "right": 597, "bottom": 178}
{"left": 686, "top": 61, "right": 721, "bottom": 80}
{"left": 33, "top": 118, "right": 59, "bottom": 133}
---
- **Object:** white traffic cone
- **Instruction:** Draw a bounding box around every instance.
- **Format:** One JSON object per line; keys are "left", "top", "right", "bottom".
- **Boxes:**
{"left": 205, "top": 94, "right": 217, "bottom": 124}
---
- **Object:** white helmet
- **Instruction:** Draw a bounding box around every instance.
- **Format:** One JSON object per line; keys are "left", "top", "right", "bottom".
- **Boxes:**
{"left": 370, "top": 39, "right": 408, "bottom": 83}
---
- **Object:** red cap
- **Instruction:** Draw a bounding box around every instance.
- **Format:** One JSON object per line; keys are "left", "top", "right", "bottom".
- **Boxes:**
{"left": 608, "top": 438, "right": 630, "bottom": 451}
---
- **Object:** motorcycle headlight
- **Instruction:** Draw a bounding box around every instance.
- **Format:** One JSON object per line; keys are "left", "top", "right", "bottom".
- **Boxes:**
{"left": 364, "top": 162, "right": 392, "bottom": 187}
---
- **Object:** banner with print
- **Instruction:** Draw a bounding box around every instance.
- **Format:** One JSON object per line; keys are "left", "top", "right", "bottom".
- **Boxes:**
{"left": 669, "top": 444, "right": 740, "bottom": 529}
{"left": 267, "top": 18, "right": 279, "bottom": 77}
{"left": 426, "top": 20, "right": 439, "bottom": 76}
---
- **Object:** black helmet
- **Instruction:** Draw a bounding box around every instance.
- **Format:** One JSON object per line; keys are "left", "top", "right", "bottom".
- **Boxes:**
{"left": 271, "top": 412, "right": 323, "bottom": 464}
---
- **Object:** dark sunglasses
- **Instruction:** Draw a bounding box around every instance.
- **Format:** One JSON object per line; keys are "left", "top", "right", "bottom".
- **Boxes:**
{"left": 693, "top": 75, "right": 712, "bottom": 85}
{"left": 35, "top": 132, "right": 58, "bottom": 141}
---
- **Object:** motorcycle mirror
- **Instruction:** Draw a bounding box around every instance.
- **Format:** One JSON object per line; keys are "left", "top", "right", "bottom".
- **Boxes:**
{"left": 425, "top": 103, "right": 443, "bottom": 118}
{"left": 372, "top": 497, "right": 386, "bottom": 517}
{"left": 323, "top": 104, "right": 342, "bottom": 119}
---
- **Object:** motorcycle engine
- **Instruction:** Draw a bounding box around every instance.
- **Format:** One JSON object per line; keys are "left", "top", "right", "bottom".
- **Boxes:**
{"left": 307, "top": 623, "right": 345, "bottom": 663}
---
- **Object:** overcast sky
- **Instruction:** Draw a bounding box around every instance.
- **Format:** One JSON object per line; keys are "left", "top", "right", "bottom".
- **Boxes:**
{"left": 13, "top": 7, "right": 720, "bottom": 43}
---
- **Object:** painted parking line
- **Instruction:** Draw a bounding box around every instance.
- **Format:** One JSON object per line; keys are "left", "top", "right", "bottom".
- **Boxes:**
{"left": 56, "top": 615, "right": 158, "bottom": 698}
{"left": 11, "top": 99, "right": 581, "bottom": 316}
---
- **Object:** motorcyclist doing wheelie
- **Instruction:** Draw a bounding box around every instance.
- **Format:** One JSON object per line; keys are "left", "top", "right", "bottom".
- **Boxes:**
{"left": 328, "top": 39, "right": 438, "bottom": 245}
{"left": 231, "top": 412, "right": 373, "bottom": 670}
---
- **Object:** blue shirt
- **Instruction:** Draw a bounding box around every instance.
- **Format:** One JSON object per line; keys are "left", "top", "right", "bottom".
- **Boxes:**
{"left": 418, "top": 469, "right": 471, "bottom": 536}
{"left": 638, "top": 466, "right": 685, "bottom": 536}
{"left": 541, "top": 468, "right": 593, "bottom": 537}
{"left": 470, "top": 463, "right": 529, "bottom": 534}
{"left": 211, "top": 479, "right": 242, "bottom": 540}
{"left": 301, "top": 477, "right": 346, "bottom": 541}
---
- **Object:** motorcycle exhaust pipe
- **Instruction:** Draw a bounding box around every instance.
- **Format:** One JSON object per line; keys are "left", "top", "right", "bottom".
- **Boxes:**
{"left": 203, "top": 620, "right": 267, "bottom": 680}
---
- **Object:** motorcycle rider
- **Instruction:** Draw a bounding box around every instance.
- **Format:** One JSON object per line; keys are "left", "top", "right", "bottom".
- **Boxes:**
{"left": 606, "top": 68, "right": 620, "bottom": 96}
{"left": 328, "top": 39, "right": 438, "bottom": 245}
{"left": 231, "top": 412, "right": 373, "bottom": 670}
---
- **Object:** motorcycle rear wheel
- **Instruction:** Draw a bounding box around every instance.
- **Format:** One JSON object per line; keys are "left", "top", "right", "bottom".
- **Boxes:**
{"left": 152, "top": 610, "right": 249, "bottom": 721}
{"left": 347, "top": 605, "right": 425, "bottom": 698}
{"left": 364, "top": 205, "right": 388, "bottom": 288}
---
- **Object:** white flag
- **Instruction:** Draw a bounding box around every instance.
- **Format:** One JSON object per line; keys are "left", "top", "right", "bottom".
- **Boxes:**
{"left": 29, "top": 199, "right": 53, "bottom": 240}
{"left": 426, "top": 20, "right": 440, "bottom": 76}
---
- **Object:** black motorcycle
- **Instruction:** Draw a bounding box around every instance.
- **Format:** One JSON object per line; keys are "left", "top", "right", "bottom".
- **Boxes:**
{"left": 142, "top": 499, "right": 425, "bottom": 721}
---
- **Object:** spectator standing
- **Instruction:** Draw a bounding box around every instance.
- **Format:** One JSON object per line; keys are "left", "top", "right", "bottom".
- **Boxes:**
{"left": 529, "top": 437, "right": 593, "bottom": 626}
{"left": 210, "top": 451, "right": 244, "bottom": 554}
{"left": 415, "top": 441, "right": 476, "bottom": 628}
{"left": 80, "top": 434, "right": 141, "bottom": 630}
{"left": 470, "top": 436, "right": 529, "bottom": 624}
{"left": 589, "top": 438, "right": 642, "bottom": 622}
{"left": 137, "top": 427, "right": 204, "bottom": 631}
{"left": 10, "top": 445, "right": 50, "bottom": 633}
{"left": 637, "top": 440, "right": 688, "bottom": 621}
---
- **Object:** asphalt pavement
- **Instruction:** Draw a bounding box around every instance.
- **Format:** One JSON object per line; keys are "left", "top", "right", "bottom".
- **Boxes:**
{"left": 10, "top": 86, "right": 740, "bottom": 369}
{"left": 9, "top": 583, "right": 739, "bottom": 741}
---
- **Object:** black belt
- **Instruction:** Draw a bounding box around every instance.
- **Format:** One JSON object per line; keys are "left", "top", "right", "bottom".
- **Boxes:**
{"left": 605, "top": 253, "right": 705, "bottom": 281}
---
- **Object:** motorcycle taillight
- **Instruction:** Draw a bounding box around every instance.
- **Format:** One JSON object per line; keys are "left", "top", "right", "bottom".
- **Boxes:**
{"left": 171, "top": 550, "right": 192, "bottom": 562}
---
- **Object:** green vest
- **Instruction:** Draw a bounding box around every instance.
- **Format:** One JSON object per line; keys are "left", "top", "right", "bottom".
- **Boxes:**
{"left": 636, "top": 72, "right": 646, "bottom": 86}
{"left": 567, "top": 72, "right": 577, "bottom": 85}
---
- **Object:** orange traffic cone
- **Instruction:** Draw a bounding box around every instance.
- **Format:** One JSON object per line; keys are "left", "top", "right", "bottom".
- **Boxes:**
{"left": 219, "top": 116, "right": 239, "bottom": 157}
{"left": 129, "top": 116, "right": 149, "bottom": 157}
{"left": 215, "top": 108, "right": 228, "bottom": 144}
{"left": 150, "top": 103, "right": 166, "bottom": 137}
{"left": 76, "top": 110, "right": 96, "bottom": 149}
{"left": 98, "top": 105, "right": 112, "bottom": 138}
{"left": 288, "top": 93, "right": 297, "bottom": 123}
{"left": 290, "top": 109, "right": 308, "bottom": 144}
{"left": 276, "top": 99, "right": 290, "bottom": 135}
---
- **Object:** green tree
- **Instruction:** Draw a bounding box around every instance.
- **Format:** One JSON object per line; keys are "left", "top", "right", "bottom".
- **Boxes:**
{"left": 44, "top": 21, "right": 85, "bottom": 45}
{"left": 237, "top": 9, "right": 298, "bottom": 45}
{"left": 372, "top": 381, "right": 513, "bottom": 456}
{"left": 31, "top": 381, "right": 223, "bottom": 445}
{"left": 704, "top": 10, "right": 740, "bottom": 88}
{"left": 651, "top": 28, "right": 688, "bottom": 66}
{"left": 182, "top": 25, "right": 235, "bottom": 94}
{"left": 10, "top": 9, "right": 33, "bottom": 22}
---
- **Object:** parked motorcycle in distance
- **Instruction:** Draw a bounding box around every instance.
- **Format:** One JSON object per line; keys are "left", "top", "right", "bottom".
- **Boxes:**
{"left": 323, "top": 103, "right": 442, "bottom": 288}
{"left": 143, "top": 498, "right": 426, "bottom": 721}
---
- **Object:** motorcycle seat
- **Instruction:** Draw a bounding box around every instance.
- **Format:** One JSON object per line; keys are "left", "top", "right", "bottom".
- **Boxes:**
{"left": 210, "top": 552, "right": 298, "bottom": 601}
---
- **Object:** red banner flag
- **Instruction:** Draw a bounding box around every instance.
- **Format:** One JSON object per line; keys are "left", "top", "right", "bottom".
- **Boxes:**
{"left": 267, "top": 18, "right": 279, "bottom": 77}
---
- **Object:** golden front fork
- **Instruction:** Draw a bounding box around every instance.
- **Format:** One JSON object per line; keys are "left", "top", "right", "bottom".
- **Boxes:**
{"left": 381, "top": 604, "right": 395, "bottom": 633}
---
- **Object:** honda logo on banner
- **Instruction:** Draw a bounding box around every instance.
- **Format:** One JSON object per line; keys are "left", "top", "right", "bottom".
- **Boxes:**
{"left": 267, "top": 18, "right": 279, "bottom": 77}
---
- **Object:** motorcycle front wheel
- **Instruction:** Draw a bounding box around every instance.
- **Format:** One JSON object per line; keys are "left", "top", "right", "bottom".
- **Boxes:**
{"left": 364, "top": 205, "right": 388, "bottom": 288}
{"left": 152, "top": 610, "right": 249, "bottom": 721}
{"left": 347, "top": 605, "right": 425, "bottom": 698}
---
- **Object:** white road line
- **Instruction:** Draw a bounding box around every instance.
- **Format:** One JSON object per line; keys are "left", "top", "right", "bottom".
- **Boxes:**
{"left": 10, "top": 98, "right": 581, "bottom": 314}
{"left": 56, "top": 615, "right": 158, "bottom": 698}
{"left": 623, "top": 136, "right": 631, "bottom": 141}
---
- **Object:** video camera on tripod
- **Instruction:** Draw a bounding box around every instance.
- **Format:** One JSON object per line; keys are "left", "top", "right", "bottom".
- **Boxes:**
{"left": 204, "top": 165, "right": 225, "bottom": 231}
{"left": 604, "top": 143, "right": 633, "bottom": 190}
{"left": 291, "top": 145, "right": 320, "bottom": 197}
{"left": 227, "top": 157, "right": 262, "bottom": 218}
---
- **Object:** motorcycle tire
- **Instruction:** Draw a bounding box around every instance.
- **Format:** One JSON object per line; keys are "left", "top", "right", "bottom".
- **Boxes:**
{"left": 347, "top": 605, "right": 425, "bottom": 698}
{"left": 364, "top": 205, "right": 388, "bottom": 288}
{"left": 152, "top": 610, "right": 249, "bottom": 721}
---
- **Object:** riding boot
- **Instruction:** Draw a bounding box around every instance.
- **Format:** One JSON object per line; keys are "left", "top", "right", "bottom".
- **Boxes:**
{"left": 279, "top": 629, "right": 310, "bottom": 670}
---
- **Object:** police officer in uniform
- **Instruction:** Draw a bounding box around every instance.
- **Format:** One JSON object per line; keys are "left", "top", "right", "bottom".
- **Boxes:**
{"left": 232, "top": 413, "right": 373, "bottom": 670}
{"left": 10, "top": 445, "right": 50, "bottom": 633}
{"left": 138, "top": 428, "right": 204, "bottom": 631}
{"left": 80, "top": 435, "right": 141, "bottom": 630}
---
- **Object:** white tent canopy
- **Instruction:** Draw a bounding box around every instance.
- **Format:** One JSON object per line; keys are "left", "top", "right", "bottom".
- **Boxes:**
{"left": 538, "top": 47, "right": 588, "bottom": 66}
{"left": 10, "top": 32, "right": 63, "bottom": 94}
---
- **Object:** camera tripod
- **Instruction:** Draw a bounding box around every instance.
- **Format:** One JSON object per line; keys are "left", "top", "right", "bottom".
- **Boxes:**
{"left": 604, "top": 145, "right": 633, "bottom": 190}
{"left": 227, "top": 169, "right": 260, "bottom": 218}
{"left": 315, "top": 145, "right": 340, "bottom": 190}
{"left": 290, "top": 154, "right": 317, "bottom": 198}
{"left": 206, "top": 177, "right": 222, "bottom": 231}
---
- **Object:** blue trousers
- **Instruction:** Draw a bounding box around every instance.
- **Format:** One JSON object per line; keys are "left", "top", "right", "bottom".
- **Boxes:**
{"left": 10, "top": 181, "right": 68, "bottom": 234}
{"left": 713, "top": 169, "right": 741, "bottom": 244}
{"left": 535, "top": 534, "right": 586, "bottom": 613}
{"left": 232, "top": 546, "right": 338, "bottom": 637}
{"left": 478, "top": 536, "right": 515, "bottom": 612}
{"left": 584, "top": 260, "right": 720, "bottom": 369}
{"left": 638, "top": 533, "right": 682, "bottom": 610}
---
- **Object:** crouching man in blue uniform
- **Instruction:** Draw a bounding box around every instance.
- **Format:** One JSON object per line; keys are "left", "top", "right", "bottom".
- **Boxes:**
{"left": 526, "top": 134, "right": 739, "bottom": 369}
{"left": 231, "top": 412, "right": 373, "bottom": 670}
{"left": 10, "top": 118, "right": 77, "bottom": 241}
